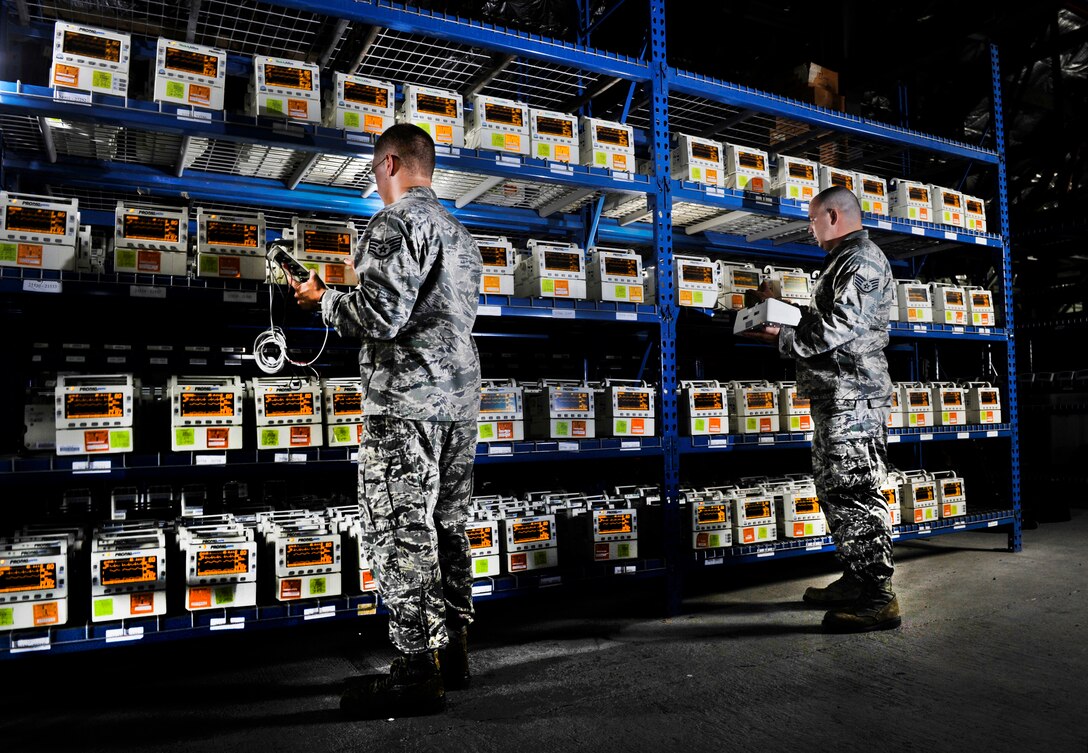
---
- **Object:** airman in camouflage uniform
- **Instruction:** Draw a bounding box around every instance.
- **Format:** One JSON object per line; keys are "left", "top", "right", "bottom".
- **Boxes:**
{"left": 743, "top": 185, "right": 900, "bottom": 632}
{"left": 288, "top": 124, "right": 481, "bottom": 716}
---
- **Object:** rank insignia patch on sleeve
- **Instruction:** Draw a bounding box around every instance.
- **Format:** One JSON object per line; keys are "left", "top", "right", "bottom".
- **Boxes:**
{"left": 854, "top": 272, "right": 880, "bottom": 293}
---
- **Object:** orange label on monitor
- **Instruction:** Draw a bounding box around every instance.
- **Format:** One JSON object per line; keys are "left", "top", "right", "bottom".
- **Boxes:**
{"left": 555, "top": 145, "right": 570, "bottom": 162}
{"left": 53, "top": 64, "right": 79, "bottom": 86}
{"left": 742, "top": 528, "right": 756, "bottom": 543}
{"left": 509, "top": 553, "right": 527, "bottom": 572}
{"left": 206, "top": 427, "right": 229, "bottom": 449}
{"left": 324, "top": 264, "right": 346, "bottom": 285}
{"left": 497, "top": 421, "right": 514, "bottom": 439}
{"left": 17, "top": 244, "right": 43, "bottom": 267}
{"left": 130, "top": 592, "right": 155, "bottom": 614}
{"left": 33, "top": 602, "right": 59, "bottom": 625}
{"left": 709, "top": 417, "right": 721, "bottom": 432}
{"left": 630, "top": 418, "right": 645, "bottom": 435}
{"left": 137, "top": 250, "right": 162, "bottom": 273}
{"left": 554, "top": 279, "right": 569, "bottom": 297}
{"left": 290, "top": 426, "right": 311, "bottom": 446}
{"left": 594, "top": 543, "right": 610, "bottom": 560}
{"left": 84, "top": 430, "right": 110, "bottom": 452}
{"left": 572, "top": 420, "right": 587, "bottom": 437}
{"left": 680, "top": 290, "right": 693, "bottom": 305}
{"left": 759, "top": 417, "right": 772, "bottom": 432}
{"left": 629, "top": 286, "right": 644, "bottom": 302}
{"left": 280, "top": 579, "right": 301, "bottom": 599}
{"left": 793, "top": 522, "right": 806, "bottom": 537}
{"left": 504, "top": 134, "right": 521, "bottom": 151}
{"left": 483, "top": 274, "right": 501, "bottom": 293}
{"left": 364, "top": 114, "right": 383, "bottom": 134}
{"left": 612, "top": 154, "right": 628, "bottom": 171}
{"left": 435, "top": 125, "right": 453, "bottom": 144}
{"left": 217, "top": 255, "right": 241, "bottom": 277}
{"left": 188, "top": 84, "right": 211, "bottom": 106}
{"left": 287, "top": 99, "right": 309, "bottom": 119}
{"left": 188, "top": 588, "right": 212, "bottom": 609}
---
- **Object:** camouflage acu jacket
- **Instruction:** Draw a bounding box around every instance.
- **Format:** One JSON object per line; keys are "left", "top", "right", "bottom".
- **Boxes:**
{"left": 321, "top": 186, "right": 482, "bottom": 421}
{"left": 778, "top": 229, "right": 894, "bottom": 401}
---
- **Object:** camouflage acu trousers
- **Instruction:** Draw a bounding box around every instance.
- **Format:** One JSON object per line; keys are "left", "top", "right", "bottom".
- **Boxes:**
{"left": 357, "top": 415, "right": 477, "bottom": 654}
{"left": 810, "top": 398, "right": 895, "bottom": 590}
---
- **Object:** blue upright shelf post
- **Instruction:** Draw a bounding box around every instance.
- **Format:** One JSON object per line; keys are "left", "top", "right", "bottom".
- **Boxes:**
{"left": 991, "top": 43, "right": 1022, "bottom": 552}
{"left": 646, "top": 0, "right": 682, "bottom": 615}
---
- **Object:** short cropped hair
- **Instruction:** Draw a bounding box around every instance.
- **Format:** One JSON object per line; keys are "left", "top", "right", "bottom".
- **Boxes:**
{"left": 374, "top": 123, "right": 436, "bottom": 178}
{"left": 812, "top": 184, "right": 862, "bottom": 220}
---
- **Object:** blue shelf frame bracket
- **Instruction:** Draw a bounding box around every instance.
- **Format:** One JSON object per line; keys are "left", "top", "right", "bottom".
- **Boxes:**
{"left": 991, "top": 43, "right": 1021, "bottom": 553}
{"left": 646, "top": 0, "right": 681, "bottom": 615}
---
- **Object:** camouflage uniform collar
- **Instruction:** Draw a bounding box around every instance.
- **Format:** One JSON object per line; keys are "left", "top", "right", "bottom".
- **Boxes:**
{"left": 399, "top": 185, "right": 438, "bottom": 202}
{"left": 828, "top": 228, "right": 869, "bottom": 255}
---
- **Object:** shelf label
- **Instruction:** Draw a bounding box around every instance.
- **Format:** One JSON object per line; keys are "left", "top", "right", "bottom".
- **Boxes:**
{"left": 708, "top": 438, "right": 729, "bottom": 447}
{"left": 758, "top": 435, "right": 774, "bottom": 445}
{"left": 756, "top": 550, "right": 775, "bottom": 558}
{"left": 105, "top": 626, "right": 145, "bottom": 643}
{"left": 877, "top": 220, "right": 893, "bottom": 230}
{"left": 552, "top": 308, "right": 576, "bottom": 319}
{"left": 224, "top": 290, "right": 258, "bottom": 303}
{"left": 911, "top": 226, "right": 925, "bottom": 236}
{"left": 706, "top": 186, "right": 724, "bottom": 198}
{"left": 953, "top": 326, "right": 965, "bottom": 333}
{"left": 612, "top": 170, "right": 634, "bottom": 181}
{"left": 613, "top": 565, "right": 636, "bottom": 574}
{"left": 73, "top": 460, "right": 112, "bottom": 474}
{"left": 944, "top": 231, "right": 957, "bottom": 240}
{"left": 210, "top": 616, "right": 246, "bottom": 631}
{"left": 954, "top": 524, "right": 966, "bottom": 530}
{"left": 488, "top": 445, "right": 512, "bottom": 456}
{"left": 891, "top": 533, "right": 901, "bottom": 540}
{"left": 918, "top": 526, "right": 932, "bottom": 534}
{"left": 273, "top": 453, "right": 308, "bottom": 463}
{"left": 345, "top": 131, "right": 371, "bottom": 145}
{"left": 471, "top": 582, "right": 493, "bottom": 597}
{"left": 805, "top": 541, "right": 824, "bottom": 551}
{"left": 55, "top": 89, "right": 91, "bottom": 105}
{"left": 986, "top": 430, "right": 998, "bottom": 438}
{"left": 987, "top": 520, "right": 998, "bottom": 528}
{"left": 888, "top": 435, "right": 901, "bottom": 443}
{"left": 620, "top": 440, "right": 640, "bottom": 451}
{"left": 303, "top": 605, "right": 336, "bottom": 620}
{"left": 974, "top": 236, "right": 989, "bottom": 245}
{"left": 956, "top": 432, "right": 970, "bottom": 440}
{"left": 177, "top": 108, "right": 212, "bottom": 122}
{"left": 11, "top": 635, "right": 51, "bottom": 653}
{"left": 979, "top": 327, "right": 992, "bottom": 335}
{"left": 495, "top": 153, "right": 521, "bottom": 167}
{"left": 22, "top": 279, "right": 62, "bottom": 294}
{"left": 616, "top": 312, "right": 638, "bottom": 321}
{"left": 540, "top": 575, "right": 562, "bottom": 587}
{"left": 558, "top": 441, "right": 579, "bottom": 452}
{"left": 349, "top": 451, "right": 359, "bottom": 462}
{"left": 477, "top": 305, "right": 501, "bottom": 317}
{"left": 913, "top": 324, "right": 927, "bottom": 332}
{"left": 195, "top": 454, "right": 227, "bottom": 466}
{"left": 130, "top": 282, "right": 166, "bottom": 298}
{"left": 704, "top": 557, "right": 724, "bottom": 566}
{"left": 549, "top": 162, "right": 574, "bottom": 176}
{"left": 919, "top": 433, "right": 933, "bottom": 442}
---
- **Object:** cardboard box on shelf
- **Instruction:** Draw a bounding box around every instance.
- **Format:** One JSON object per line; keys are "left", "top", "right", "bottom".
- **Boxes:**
{"left": 795, "top": 62, "right": 839, "bottom": 93}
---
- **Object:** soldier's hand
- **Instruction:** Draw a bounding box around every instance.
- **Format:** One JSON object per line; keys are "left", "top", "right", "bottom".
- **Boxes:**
{"left": 288, "top": 270, "right": 327, "bottom": 312}
{"left": 738, "top": 324, "right": 781, "bottom": 344}
{"left": 756, "top": 281, "right": 777, "bottom": 301}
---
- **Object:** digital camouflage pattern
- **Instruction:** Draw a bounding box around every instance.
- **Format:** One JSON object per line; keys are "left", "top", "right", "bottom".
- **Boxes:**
{"left": 778, "top": 229, "right": 894, "bottom": 401}
{"left": 810, "top": 399, "right": 895, "bottom": 589}
{"left": 778, "top": 228, "right": 895, "bottom": 590}
{"left": 321, "top": 185, "right": 483, "bottom": 421}
{"left": 358, "top": 415, "right": 477, "bottom": 653}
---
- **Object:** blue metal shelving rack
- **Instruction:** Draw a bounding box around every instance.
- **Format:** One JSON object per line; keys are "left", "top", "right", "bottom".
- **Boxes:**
{"left": 0, "top": 0, "right": 1019, "bottom": 655}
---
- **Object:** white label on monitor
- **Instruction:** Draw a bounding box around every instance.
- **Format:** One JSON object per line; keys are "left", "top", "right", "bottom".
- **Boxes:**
{"left": 477, "top": 305, "right": 501, "bottom": 317}
{"left": 224, "top": 291, "right": 258, "bottom": 303}
{"left": 23, "top": 280, "right": 62, "bottom": 294}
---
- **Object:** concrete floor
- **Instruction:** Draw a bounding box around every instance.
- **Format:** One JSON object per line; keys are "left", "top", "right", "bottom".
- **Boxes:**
{"left": 3, "top": 510, "right": 1086, "bottom": 753}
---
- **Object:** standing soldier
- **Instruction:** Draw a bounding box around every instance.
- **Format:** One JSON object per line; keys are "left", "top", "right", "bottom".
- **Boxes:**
{"left": 288, "top": 123, "right": 482, "bottom": 715}
{"left": 740, "top": 184, "right": 900, "bottom": 632}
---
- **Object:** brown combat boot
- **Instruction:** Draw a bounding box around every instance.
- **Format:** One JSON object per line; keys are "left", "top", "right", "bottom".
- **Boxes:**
{"left": 822, "top": 586, "right": 902, "bottom": 633}
{"left": 438, "top": 626, "right": 470, "bottom": 690}
{"left": 340, "top": 649, "right": 445, "bottom": 719}
{"left": 802, "top": 572, "right": 863, "bottom": 607}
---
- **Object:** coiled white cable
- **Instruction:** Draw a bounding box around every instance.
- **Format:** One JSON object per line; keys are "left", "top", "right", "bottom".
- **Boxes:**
{"left": 254, "top": 252, "right": 330, "bottom": 374}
